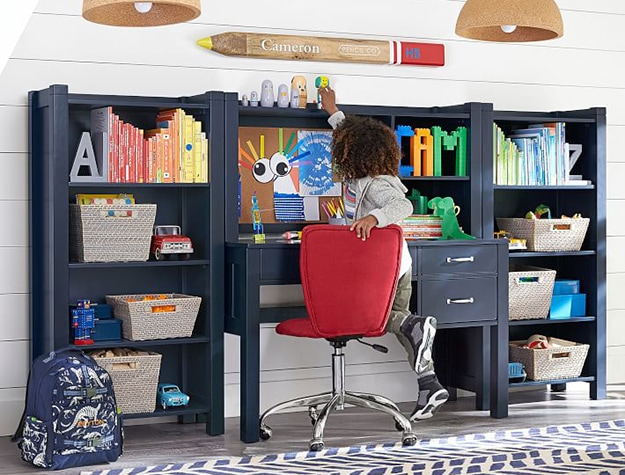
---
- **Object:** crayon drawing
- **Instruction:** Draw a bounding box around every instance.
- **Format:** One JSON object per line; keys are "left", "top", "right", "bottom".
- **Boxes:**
{"left": 297, "top": 130, "right": 341, "bottom": 196}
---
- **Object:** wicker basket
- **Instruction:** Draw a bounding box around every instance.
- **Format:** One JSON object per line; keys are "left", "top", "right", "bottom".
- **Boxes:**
{"left": 509, "top": 338, "right": 589, "bottom": 381}
{"left": 106, "top": 293, "right": 201, "bottom": 341}
{"left": 509, "top": 265, "right": 556, "bottom": 320}
{"left": 496, "top": 217, "right": 589, "bottom": 252}
{"left": 70, "top": 204, "right": 157, "bottom": 262}
{"left": 91, "top": 349, "right": 161, "bottom": 414}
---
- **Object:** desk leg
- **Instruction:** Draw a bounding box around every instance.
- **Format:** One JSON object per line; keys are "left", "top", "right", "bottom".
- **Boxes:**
{"left": 240, "top": 250, "right": 261, "bottom": 443}
{"left": 475, "top": 325, "right": 490, "bottom": 411}
{"left": 490, "top": 321, "right": 508, "bottom": 418}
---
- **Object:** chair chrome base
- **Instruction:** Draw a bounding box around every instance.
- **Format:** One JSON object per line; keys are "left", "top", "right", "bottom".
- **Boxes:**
{"left": 259, "top": 343, "right": 418, "bottom": 451}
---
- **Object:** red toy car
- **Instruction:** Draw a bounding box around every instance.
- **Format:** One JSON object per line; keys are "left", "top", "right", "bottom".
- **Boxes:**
{"left": 150, "top": 225, "right": 194, "bottom": 261}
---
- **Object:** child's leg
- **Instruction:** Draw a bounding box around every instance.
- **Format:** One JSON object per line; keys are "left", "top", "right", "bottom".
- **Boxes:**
{"left": 386, "top": 270, "right": 435, "bottom": 374}
{"left": 385, "top": 269, "right": 448, "bottom": 420}
{"left": 385, "top": 269, "right": 413, "bottom": 332}
{"left": 412, "top": 373, "right": 449, "bottom": 421}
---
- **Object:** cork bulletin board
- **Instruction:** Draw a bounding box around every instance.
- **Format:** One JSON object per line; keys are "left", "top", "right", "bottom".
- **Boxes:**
{"left": 238, "top": 126, "right": 341, "bottom": 224}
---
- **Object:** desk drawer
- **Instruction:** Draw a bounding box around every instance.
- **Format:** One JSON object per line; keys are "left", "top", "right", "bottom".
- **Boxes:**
{"left": 420, "top": 277, "right": 497, "bottom": 324}
{"left": 259, "top": 248, "right": 300, "bottom": 282}
{"left": 420, "top": 245, "right": 497, "bottom": 276}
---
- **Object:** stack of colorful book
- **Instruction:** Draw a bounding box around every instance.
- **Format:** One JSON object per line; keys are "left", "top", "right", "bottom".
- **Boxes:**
{"left": 399, "top": 214, "right": 442, "bottom": 240}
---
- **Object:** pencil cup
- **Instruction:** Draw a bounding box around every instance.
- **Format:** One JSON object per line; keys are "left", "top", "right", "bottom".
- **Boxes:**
{"left": 328, "top": 217, "right": 347, "bottom": 225}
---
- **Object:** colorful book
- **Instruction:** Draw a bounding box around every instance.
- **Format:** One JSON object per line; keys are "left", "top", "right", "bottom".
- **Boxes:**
{"left": 89, "top": 106, "right": 113, "bottom": 182}
{"left": 183, "top": 115, "right": 195, "bottom": 182}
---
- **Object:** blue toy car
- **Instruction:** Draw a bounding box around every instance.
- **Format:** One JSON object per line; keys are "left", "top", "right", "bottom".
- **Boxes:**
{"left": 157, "top": 383, "right": 190, "bottom": 410}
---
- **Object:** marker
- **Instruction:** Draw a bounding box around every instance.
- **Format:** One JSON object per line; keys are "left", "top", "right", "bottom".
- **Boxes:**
{"left": 282, "top": 231, "right": 302, "bottom": 240}
{"left": 197, "top": 32, "right": 445, "bottom": 67}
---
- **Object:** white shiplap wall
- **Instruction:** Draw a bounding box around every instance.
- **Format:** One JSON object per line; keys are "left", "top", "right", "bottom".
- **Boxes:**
{"left": 0, "top": 0, "right": 623, "bottom": 436}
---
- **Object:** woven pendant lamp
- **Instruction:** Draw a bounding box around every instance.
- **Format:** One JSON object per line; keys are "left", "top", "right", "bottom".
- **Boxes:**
{"left": 83, "top": 0, "right": 201, "bottom": 27}
{"left": 455, "top": 0, "right": 563, "bottom": 42}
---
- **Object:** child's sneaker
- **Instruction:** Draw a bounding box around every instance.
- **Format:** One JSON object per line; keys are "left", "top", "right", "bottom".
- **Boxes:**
{"left": 410, "top": 373, "right": 449, "bottom": 421}
{"left": 398, "top": 315, "right": 437, "bottom": 374}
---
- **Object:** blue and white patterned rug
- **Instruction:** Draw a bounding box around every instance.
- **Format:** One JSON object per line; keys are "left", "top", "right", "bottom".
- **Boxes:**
{"left": 81, "top": 419, "right": 625, "bottom": 475}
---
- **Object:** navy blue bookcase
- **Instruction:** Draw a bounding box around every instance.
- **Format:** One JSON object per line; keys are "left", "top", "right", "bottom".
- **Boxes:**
{"left": 483, "top": 106, "right": 606, "bottom": 399}
{"left": 28, "top": 84, "right": 226, "bottom": 435}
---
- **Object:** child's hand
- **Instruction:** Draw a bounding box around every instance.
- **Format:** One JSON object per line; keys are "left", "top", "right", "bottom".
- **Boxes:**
{"left": 350, "top": 215, "right": 378, "bottom": 240}
{"left": 318, "top": 86, "right": 338, "bottom": 115}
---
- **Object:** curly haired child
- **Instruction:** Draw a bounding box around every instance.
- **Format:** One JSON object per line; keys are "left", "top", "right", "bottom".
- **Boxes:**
{"left": 319, "top": 86, "right": 449, "bottom": 421}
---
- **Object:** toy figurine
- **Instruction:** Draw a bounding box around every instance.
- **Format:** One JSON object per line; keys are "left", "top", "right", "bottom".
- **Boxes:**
{"left": 241, "top": 94, "right": 249, "bottom": 106}
{"left": 428, "top": 196, "right": 475, "bottom": 240}
{"left": 72, "top": 299, "right": 95, "bottom": 345}
{"left": 289, "top": 87, "right": 299, "bottom": 109}
{"left": 314, "top": 75, "right": 330, "bottom": 109}
{"left": 251, "top": 192, "right": 265, "bottom": 243}
{"left": 277, "top": 83, "right": 289, "bottom": 108}
{"left": 260, "top": 79, "right": 275, "bottom": 107}
{"left": 291, "top": 75, "right": 307, "bottom": 108}
{"left": 250, "top": 91, "right": 259, "bottom": 107}
{"left": 526, "top": 204, "right": 552, "bottom": 219}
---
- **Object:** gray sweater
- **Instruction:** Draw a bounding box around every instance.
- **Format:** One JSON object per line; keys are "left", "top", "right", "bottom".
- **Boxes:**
{"left": 328, "top": 111, "right": 413, "bottom": 274}
{"left": 348, "top": 175, "right": 413, "bottom": 227}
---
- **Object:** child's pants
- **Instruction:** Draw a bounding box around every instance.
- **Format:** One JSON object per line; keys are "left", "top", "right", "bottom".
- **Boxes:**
{"left": 386, "top": 268, "right": 412, "bottom": 335}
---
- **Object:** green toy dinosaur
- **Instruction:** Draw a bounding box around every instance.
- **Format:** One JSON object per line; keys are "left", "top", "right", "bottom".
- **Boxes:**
{"left": 428, "top": 196, "right": 475, "bottom": 240}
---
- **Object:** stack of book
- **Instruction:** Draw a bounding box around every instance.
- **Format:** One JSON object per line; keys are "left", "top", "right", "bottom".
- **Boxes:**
{"left": 493, "top": 122, "right": 569, "bottom": 186}
{"left": 90, "top": 107, "right": 209, "bottom": 184}
{"left": 398, "top": 215, "right": 442, "bottom": 240}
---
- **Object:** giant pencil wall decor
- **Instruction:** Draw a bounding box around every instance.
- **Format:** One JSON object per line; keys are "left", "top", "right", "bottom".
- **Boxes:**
{"left": 197, "top": 32, "right": 445, "bottom": 67}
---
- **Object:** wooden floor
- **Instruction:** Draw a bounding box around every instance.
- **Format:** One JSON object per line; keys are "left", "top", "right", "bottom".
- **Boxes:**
{"left": 2, "top": 383, "right": 625, "bottom": 475}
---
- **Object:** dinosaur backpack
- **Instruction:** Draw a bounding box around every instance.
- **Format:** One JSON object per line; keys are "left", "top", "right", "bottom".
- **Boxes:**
{"left": 12, "top": 349, "right": 123, "bottom": 470}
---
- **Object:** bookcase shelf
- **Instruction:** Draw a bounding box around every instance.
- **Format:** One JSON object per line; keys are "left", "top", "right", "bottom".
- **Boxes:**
{"left": 29, "top": 84, "right": 225, "bottom": 435}
{"left": 484, "top": 105, "right": 606, "bottom": 398}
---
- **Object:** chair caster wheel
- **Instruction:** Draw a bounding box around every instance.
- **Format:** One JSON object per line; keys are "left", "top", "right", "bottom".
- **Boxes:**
{"left": 309, "top": 439, "right": 324, "bottom": 452}
{"left": 259, "top": 425, "right": 272, "bottom": 440}
{"left": 402, "top": 433, "right": 418, "bottom": 446}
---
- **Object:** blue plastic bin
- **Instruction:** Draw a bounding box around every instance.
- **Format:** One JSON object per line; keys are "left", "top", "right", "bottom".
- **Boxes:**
{"left": 553, "top": 279, "right": 580, "bottom": 295}
{"left": 550, "top": 293, "right": 586, "bottom": 319}
{"left": 508, "top": 362, "right": 526, "bottom": 382}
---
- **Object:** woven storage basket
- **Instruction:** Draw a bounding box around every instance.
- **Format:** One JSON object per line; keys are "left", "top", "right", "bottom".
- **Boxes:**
{"left": 496, "top": 217, "right": 589, "bottom": 252}
{"left": 91, "top": 349, "right": 161, "bottom": 414}
{"left": 509, "top": 265, "right": 556, "bottom": 320}
{"left": 70, "top": 204, "right": 157, "bottom": 262}
{"left": 106, "top": 293, "right": 201, "bottom": 341}
{"left": 509, "top": 338, "right": 589, "bottom": 381}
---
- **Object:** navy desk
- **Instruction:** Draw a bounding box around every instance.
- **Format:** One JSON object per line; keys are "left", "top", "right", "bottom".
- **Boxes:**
{"left": 226, "top": 236, "right": 509, "bottom": 443}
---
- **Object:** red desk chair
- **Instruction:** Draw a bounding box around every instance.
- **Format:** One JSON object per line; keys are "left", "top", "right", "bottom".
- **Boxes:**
{"left": 259, "top": 224, "right": 417, "bottom": 451}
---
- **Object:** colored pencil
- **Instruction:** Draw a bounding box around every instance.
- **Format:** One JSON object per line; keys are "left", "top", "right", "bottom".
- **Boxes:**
{"left": 197, "top": 32, "right": 445, "bottom": 67}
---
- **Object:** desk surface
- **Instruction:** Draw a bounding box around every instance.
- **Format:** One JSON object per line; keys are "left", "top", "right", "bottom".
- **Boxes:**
{"left": 227, "top": 235, "right": 506, "bottom": 247}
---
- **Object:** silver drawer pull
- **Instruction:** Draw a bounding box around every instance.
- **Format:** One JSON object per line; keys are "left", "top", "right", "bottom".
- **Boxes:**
{"left": 446, "top": 297, "right": 475, "bottom": 305}
{"left": 446, "top": 256, "right": 475, "bottom": 263}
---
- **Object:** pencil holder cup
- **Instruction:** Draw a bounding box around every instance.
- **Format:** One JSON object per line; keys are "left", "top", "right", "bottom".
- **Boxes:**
{"left": 328, "top": 217, "right": 347, "bottom": 225}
